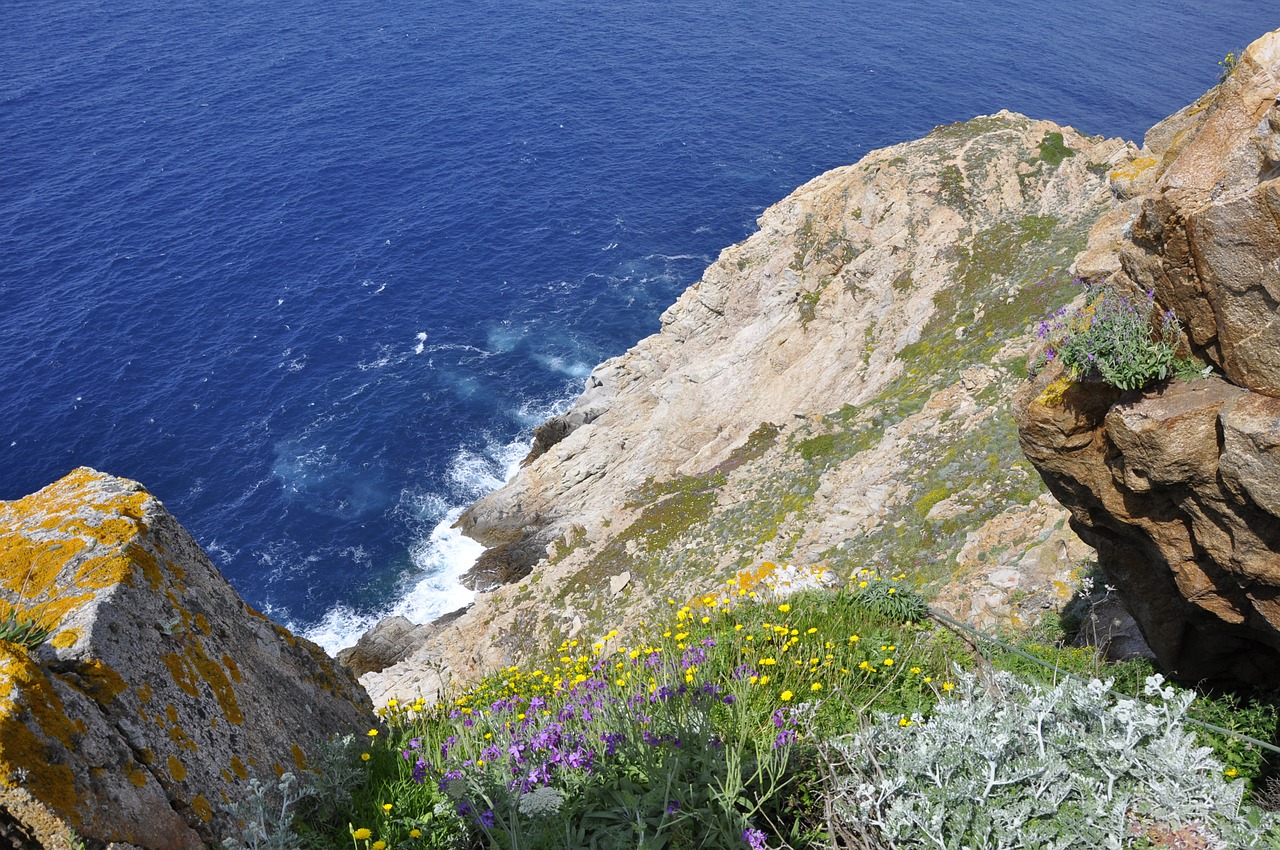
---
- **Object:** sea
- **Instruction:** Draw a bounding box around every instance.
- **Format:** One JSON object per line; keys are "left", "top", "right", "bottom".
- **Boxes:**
{"left": 1, "top": 0, "right": 1273, "bottom": 652}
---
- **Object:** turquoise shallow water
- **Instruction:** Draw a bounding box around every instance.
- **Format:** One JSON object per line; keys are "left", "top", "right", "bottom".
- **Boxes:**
{"left": 0, "top": 0, "right": 1272, "bottom": 649}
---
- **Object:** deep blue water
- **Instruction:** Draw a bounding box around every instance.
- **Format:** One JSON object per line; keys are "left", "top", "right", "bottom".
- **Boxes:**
{"left": 1, "top": 1, "right": 1273, "bottom": 649}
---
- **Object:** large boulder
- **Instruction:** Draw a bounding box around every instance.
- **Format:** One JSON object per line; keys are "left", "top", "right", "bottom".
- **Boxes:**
{"left": 1121, "top": 30, "right": 1280, "bottom": 396}
{"left": 0, "top": 468, "right": 375, "bottom": 848}
{"left": 1015, "top": 29, "right": 1280, "bottom": 687}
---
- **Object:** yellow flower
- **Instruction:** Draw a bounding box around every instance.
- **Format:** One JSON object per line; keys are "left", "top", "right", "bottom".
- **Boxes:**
{"left": 760, "top": 658, "right": 776, "bottom": 666}
{"left": 759, "top": 675, "right": 770, "bottom": 685}
{"left": 382, "top": 803, "right": 393, "bottom": 813}
{"left": 910, "top": 667, "right": 921, "bottom": 675}
{"left": 898, "top": 717, "right": 912, "bottom": 728}
{"left": 883, "top": 658, "right": 894, "bottom": 666}
{"left": 942, "top": 682, "right": 955, "bottom": 691}
{"left": 701, "top": 616, "right": 711, "bottom": 624}
{"left": 409, "top": 829, "right": 422, "bottom": 838}
{"left": 1226, "top": 768, "right": 1239, "bottom": 777}
{"left": 373, "top": 842, "right": 387, "bottom": 850}
{"left": 780, "top": 690, "right": 794, "bottom": 702}
{"left": 778, "top": 604, "right": 791, "bottom": 613}
{"left": 806, "top": 627, "right": 817, "bottom": 634}
{"left": 859, "top": 581, "right": 868, "bottom": 588}
{"left": 366, "top": 729, "right": 378, "bottom": 738}
{"left": 361, "top": 753, "right": 371, "bottom": 762}
{"left": 734, "top": 623, "right": 744, "bottom": 631}
{"left": 811, "top": 682, "right": 823, "bottom": 691}
{"left": 352, "top": 828, "right": 372, "bottom": 840}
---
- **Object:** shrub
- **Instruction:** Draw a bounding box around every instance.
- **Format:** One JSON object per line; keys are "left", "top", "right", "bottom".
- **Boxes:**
{"left": 1035, "top": 283, "right": 1181, "bottom": 390}
{"left": 826, "top": 671, "right": 1280, "bottom": 849}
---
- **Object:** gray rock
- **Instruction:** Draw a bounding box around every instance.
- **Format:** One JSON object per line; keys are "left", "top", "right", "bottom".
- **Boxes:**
{"left": 0, "top": 469, "right": 375, "bottom": 847}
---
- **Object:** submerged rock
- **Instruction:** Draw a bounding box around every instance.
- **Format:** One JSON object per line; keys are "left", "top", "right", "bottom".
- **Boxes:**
{"left": 0, "top": 468, "right": 375, "bottom": 847}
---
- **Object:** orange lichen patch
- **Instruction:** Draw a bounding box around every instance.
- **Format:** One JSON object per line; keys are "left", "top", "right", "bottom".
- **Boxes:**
{"left": 74, "top": 659, "right": 128, "bottom": 705}
{"left": 220, "top": 769, "right": 232, "bottom": 782}
{"left": 138, "top": 748, "right": 154, "bottom": 765}
{"left": 167, "top": 754, "right": 187, "bottom": 783}
{"left": 191, "top": 795, "right": 212, "bottom": 823}
{"left": 164, "top": 638, "right": 245, "bottom": 725}
{"left": 169, "top": 724, "right": 197, "bottom": 752}
{"left": 123, "top": 543, "right": 164, "bottom": 592}
{"left": 127, "top": 768, "right": 148, "bottom": 788}
{"left": 291, "top": 743, "right": 309, "bottom": 772}
{"left": 1109, "top": 156, "right": 1158, "bottom": 183}
{"left": 272, "top": 623, "right": 298, "bottom": 648}
{"left": 222, "top": 654, "right": 241, "bottom": 683}
{"left": 272, "top": 762, "right": 285, "bottom": 778}
{"left": 163, "top": 653, "right": 200, "bottom": 699}
{"left": 1034, "top": 374, "right": 1074, "bottom": 407}
{"left": 50, "top": 628, "right": 80, "bottom": 649}
{"left": 137, "top": 683, "right": 152, "bottom": 704}
{"left": 230, "top": 755, "right": 248, "bottom": 780}
{"left": 0, "top": 531, "right": 81, "bottom": 594}
{"left": 165, "top": 704, "right": 179, "bottom": 725}
{"left": 0, "top": 644, "right": 82, "bottom": 825}
{"left": 193, "top": 613, "right": 210, "bottom": 635}
{"left": 183, "top": 640, "right": 243, "bottom": 726}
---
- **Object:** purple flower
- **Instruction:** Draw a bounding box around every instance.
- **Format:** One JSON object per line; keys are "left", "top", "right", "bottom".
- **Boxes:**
{"left": 411, "top": 757, "right": 427, "bottom": 784}
{"left": 601, "top": 732, "right": 627, "bottom": 756}
{"left": 681, "top": 646, "right": 708, "bottom": 669}
{"left": 563, "top": 747, "right": 594, "bottom": 770}
{"left": 732, "top": 664, "right": 757, "bottom": 681}
{"left": 667, "top": 800, "right": 681, "bottom": 814}
{"left": 773, "top": 729, "right": 798, "bottom": 749}
{"left": 479, "top": 809, "right": 495, "bottom": 828}
{"left": 743, "top": 827, "right": 768, "bottom": 849}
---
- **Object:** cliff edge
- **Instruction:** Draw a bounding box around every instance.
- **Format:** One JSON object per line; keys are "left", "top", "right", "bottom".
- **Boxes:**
{"left": 362, "top": 111, "right": 1137, "bottom": 706}
{"left": 1016, "top": 29, "right": 1280, "bottom": 686}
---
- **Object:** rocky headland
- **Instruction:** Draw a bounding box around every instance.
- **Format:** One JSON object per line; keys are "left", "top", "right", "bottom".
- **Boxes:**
{"left": 358, "top": 109, "right": 1133, "bottom": 706}
{"left": 7, "top": 28, "right": 1280, "bottom": 846}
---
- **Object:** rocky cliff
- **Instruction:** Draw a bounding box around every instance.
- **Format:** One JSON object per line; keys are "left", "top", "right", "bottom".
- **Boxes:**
{"left": 361, "top": 111, "right": 1136, "bottom": 706}
{"left": 0, "top": 468, "right": 375, "bottom": 848}
{"left": 1016, "top": 30, "right": 1280, "bottom": 685}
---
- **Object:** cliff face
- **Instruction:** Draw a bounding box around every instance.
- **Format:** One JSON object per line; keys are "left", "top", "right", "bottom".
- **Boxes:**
{"left": 1016, "top": 30, "right": 1280, "bottom": 685}
{"left": 0, "top": 468, "right": 375, "bottom": 848}
{"left": 364, "top": 112, "right": 1134, "bottom": 705}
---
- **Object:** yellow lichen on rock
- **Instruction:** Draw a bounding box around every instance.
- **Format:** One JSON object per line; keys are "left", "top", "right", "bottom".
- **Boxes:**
{"left": 1109, "top": 156, "right": 1157, "bottom": 182}
{"left": 0, "top": 644, "right": 81, "bottom": 824}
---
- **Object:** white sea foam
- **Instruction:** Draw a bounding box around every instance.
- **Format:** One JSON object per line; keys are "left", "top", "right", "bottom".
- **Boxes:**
{"left": 300, "top": 433, "right": 530, "bottom": 654}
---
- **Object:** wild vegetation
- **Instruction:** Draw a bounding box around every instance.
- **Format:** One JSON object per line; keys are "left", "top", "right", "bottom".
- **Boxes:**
{"left": 223, "top": 561, "right": 1280, "bottom": 850}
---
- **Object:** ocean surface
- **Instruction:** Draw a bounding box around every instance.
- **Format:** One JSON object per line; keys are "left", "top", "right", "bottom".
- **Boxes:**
{"left": 1, "top": 1, "right": 1272, "bottom": 651}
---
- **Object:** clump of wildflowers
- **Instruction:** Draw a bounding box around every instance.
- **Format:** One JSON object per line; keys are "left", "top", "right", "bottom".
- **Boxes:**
{"left": 1035, "top": 281, "right": 1183, "bottom": 390}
